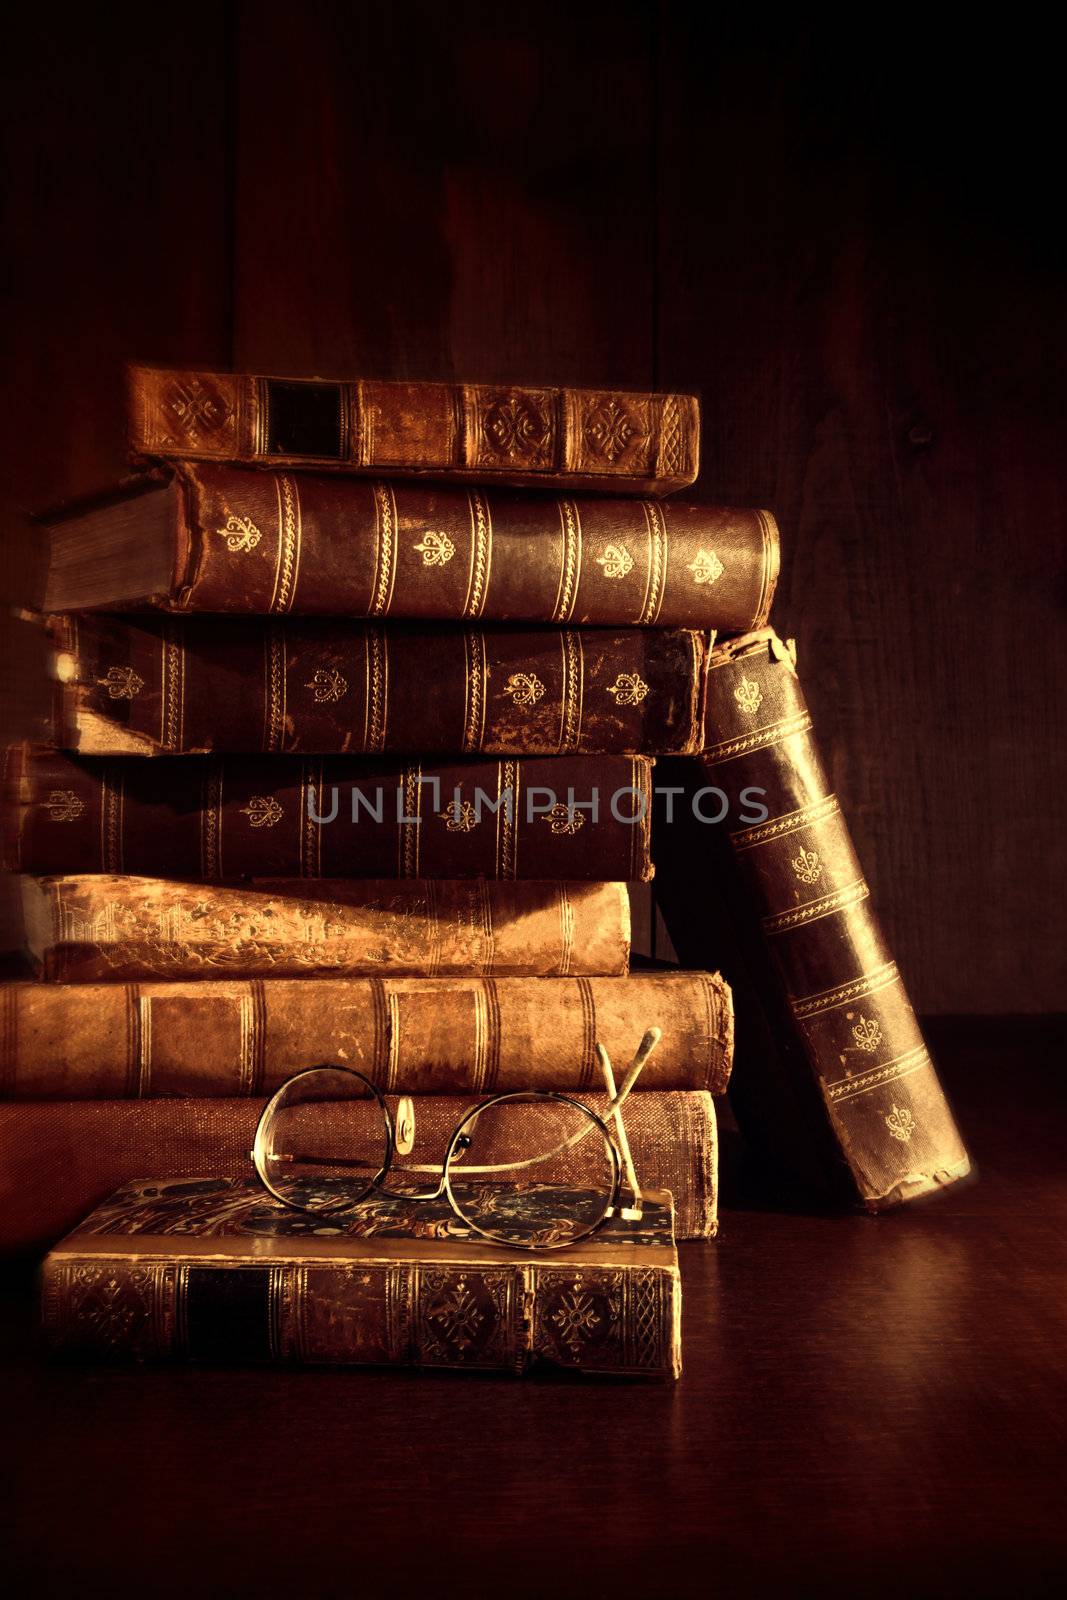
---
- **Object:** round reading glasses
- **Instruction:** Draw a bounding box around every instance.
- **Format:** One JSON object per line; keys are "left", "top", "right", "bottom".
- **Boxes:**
{"left": 251, "top": 1028, "right": 660, "bottom": 1251}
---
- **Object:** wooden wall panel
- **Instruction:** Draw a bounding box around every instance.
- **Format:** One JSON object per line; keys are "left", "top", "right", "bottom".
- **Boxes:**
{"left": 656, "top": 17, "right": 1066, "bottom": 1012}
{"left": 230, "top": 0, "right": 657, "bottom": 387}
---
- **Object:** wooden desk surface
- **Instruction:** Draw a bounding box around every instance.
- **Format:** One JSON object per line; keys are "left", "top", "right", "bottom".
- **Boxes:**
{"left": 3, "top": 1017, "right": 1065, "bottom": 1597}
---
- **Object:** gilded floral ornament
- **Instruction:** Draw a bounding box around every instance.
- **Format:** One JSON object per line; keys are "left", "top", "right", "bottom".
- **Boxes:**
{"left": 595, "top": 543, "right": 634, "bottom": 580}
{"left": 217, "top": 514, "right": 262, "bottom": 553}
{"left": 44, "top": 789, "right": 85, "bottom": 823}
{"left": 885, "top": 1104, "right": 916, "bottom": 1143}
{"left": 551, "top": 1289, "right": 602, "bottom": 1355}
{"left": 734, "top": 676, "right": 763, "bottom": 715}
{"left": 305, "top": 668, "right": 348, "bottom": 703}
{"left": 791, "top": 845, "right": 823, "bottom": 885}
{"left": 439, "top": 801, "right": 480, "bottom": 833}
{"left": 851, "top": 1016, "right": 883, "bottom": 1053}
{"left": 97, "top": 666, "right": 145, "bottom": 700}
{"left": 584, "top": 398, "right": 639, "bottom": 462}
{"left": 542, "top": 803, "right": 585, "bottom": 835}
{"left": 606, "top": 672, "right": 650, "bottom": 707}
{"left": 503, "top": 672, "right": 545, "bottom": 709}
{"left": 413, "top": 529, "right": 455, "bottom": 567}
{"left": 688, "top": 548, "right": 725, "bottom": 585}
{"left": 241, "top": 796, "right": 284, "bottom": 828}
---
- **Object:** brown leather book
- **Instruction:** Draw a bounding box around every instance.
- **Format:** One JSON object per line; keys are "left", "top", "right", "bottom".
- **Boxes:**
{"left": 127, "top": 365, "right": 699, "bottom": 495}
{"left": 40, "top": 464, "right": 779, "bottom": 631}
{"left": 0, "top": 970, "right": 732, "bottom": 1099}
{"left": 1, "top": 748, "right": 654, "bottom": 881}
{"left": 0, "top": 1092, "right": 718, "bottom": 1254}
{"left": 41, "top": 1176, "right": 682, "bottom": 1376}
{"left": 49, "top": 613, "right": 709, "bottom": 757}
{"left": 656, "top": 628, "right": 970, "bottom": 1211}
{"left": 12, "top": 876, "right": 631, "bottom": 981}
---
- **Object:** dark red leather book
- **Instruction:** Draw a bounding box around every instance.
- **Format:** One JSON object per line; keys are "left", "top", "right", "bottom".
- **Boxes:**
{"left": 2, "top": 747, "right": 654, "bottom": 882}
{"left": 48, "top": 613, "right": 709, "bottom": 757}
{"left": 41, "top": 463, "right": 779, "bottom": 631}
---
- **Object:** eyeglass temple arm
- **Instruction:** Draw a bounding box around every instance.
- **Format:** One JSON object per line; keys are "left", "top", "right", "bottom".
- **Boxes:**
{"left": 280, "top": 1028, "right": 661, "bottom": 1179}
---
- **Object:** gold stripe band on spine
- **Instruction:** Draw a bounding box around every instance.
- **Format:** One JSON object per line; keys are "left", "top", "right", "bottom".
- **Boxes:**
{"left": 762, "top": 879, "right": 870, "bottom": 936}
{"left": 250, "top": 980, "right": 268, "bottom": 1094}
{"left": 558, "top": 629, "right": 584, "bottom": 753}
{"left": 124, "top": 983, "right": 140, "bottom": 1097}
{"left": 482, "top": 978, "right": 502, "bottom": 1093}
{"left": 364, "top": 625, "right": 388, "bottom": 752}
{"left": 201, "top": 760, "right": 223, "bottom": 880}
{"left": 370, "top": 482, "right": 398, "bottom": 617}
{"left": 399, "top": 764, "right": 421, "bottom": 877}
{"left": 576, "top": 976, "right": 596, "bottom": 1091}
{"left": 370, "top": 978, "right": 388, "bottom": 1083}
{"left": 477, "top": 879, "right": 495, "bottom": 974}
{"left": 426, "top": 879, "right": 440, "bottom": 977}
{"left": 253, "top": 377, "right": 270, "bottom": 458}
{"left": 175, "top": 1263, "right": 191, "bottom": 1356}
{"left": 552, "top": 499, "right": 582, "bottom": 622}
{"left": 639, "top": 501, "right": 668, "bottom": 625}
{"left": 100, "top": 764, "right": 124, "bottom": 872}
{"left": 471, "top": 982, "right": 488, "bottom": 1093}
{"left": 238, "top": 992, "right": 255, "bottom": 1094}
{"left": 557, "top": 883, "right": 574, "bottom": 975}
{"left": 705, "top": 710, "right": 813, "bottom": 764}
{"left": 462, "top": 629, "right": 487, "bottom": 752}
{"left": 269, "top": 474, "right": 301, "bottom": 614}
{"left": 136, "top": 992, "right": 152, "bottom": 1096}
{"left": 264, "top": 624, "right": 287, "bottom": 753}
{"left": 731, "top": 794, "right": 841, "bottom": 849}
{"left": 464, "top": 491, "right": 492, "bottom": 618}
{"left": 790, "top": 961, "right": 901, "bottom": 1020}
{"left": 160, "top": 619, "right": 185, "bottom": 752}
{"left": 386, "top": 988, "right": 401, "bottom": 1092}
{"left": 824, "top": 1044, "right": 931, "bottom": 1104}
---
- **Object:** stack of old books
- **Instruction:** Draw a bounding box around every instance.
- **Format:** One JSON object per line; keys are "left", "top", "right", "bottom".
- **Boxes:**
{"left": 1, "top": 365, "right": 971, "bottom": 1376}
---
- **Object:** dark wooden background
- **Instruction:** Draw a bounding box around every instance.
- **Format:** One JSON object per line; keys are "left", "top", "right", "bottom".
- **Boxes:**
{"left": 4, "top": 3, "right": 1064, "bottom": 1012}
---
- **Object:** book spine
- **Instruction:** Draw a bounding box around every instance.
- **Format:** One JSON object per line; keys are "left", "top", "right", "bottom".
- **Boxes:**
{"left": 0, "top": 971, "right": 732, "bottom": 1099}
{"left": 3, "top": 750, "right": 653, "bottom": 882}
{"left": 128, "top": 366, "right": 699, "bottom": 495}
{"left": 165, "top": 463, "right": 777, "bottom": 631}
{"left": 3, "top": 1091, "right": 717, "bottom": 1253}
{"left": 697, "top": 628, "right": 970, "bottom": 1210}
{"left": 52, "top": 615, "right": 709, "bottom": 757}
{"left": 41, "top": 1246, "right": 680, "bottom": 1376}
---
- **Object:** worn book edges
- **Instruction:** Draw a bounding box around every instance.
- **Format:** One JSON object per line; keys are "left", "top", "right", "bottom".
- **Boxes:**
{"left": 40, "top": 464, "right": 779, "bottom": 631}
{"left": 2, "top": 1093, "right": 718, "bottom": 1255}
{"left": 48, "top": 614, "right": 710, "bottom": 757}
{"left": 1, "top": 749, "right": 654, "bottom": 882}
{"left": 127, "top": 367, "right": 700, "bottom": 495}
{"left": 42, "top": 1177, "right": 682, "bottom": 1377}
{"left": 0, "top": 970, "right": 732, "bottom": 1099}
{"left": 655, "top": 628, "right": 970, "bottom": 1211}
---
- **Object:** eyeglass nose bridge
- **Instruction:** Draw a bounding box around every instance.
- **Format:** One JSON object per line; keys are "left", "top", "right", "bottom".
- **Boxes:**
{"left": 394, "top": 1096, "right": 416, "bottom": 1156}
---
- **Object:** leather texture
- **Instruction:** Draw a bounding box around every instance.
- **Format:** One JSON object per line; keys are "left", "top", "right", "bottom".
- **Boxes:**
{"left": 51, "top": 613, "right": 710, "bottom": 757}
{"left": 699, "top": 628, "right": 970, "bottom": 1209}
{"left": 128, "top": 365, "right": 700, "bottom": 494}
{"left": 41, "top": 1177, "right": 681, "bottom": 1375}
{"left": 0, "top": 969, "right": 732, "bottom": 1099}
{"left": 3, "top": 748, "right": 654, "bottom": 882}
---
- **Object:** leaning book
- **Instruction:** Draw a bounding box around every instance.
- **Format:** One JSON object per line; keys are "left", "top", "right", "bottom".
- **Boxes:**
{"left": 41, "top": 1177, "right": 682, "bottom": 1378}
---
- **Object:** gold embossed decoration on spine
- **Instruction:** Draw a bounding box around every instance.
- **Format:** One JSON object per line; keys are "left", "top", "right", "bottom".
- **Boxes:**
{"left": 699, "top": 628, "right": 970, "bottom": 1210}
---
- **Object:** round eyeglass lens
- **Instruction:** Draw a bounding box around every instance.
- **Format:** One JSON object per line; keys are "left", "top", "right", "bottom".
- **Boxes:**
{"left": 443, "top": 1093, "right": 618, "bottom": 1248}
{"left": 255, "top": 1067, "right": 390, "bottom": 1213}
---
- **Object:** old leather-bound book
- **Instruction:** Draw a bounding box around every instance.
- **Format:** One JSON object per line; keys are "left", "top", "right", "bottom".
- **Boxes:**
{"left": 40, "top": 464, "right": 779, "bottom": 631}
{"left": 1, "top": 749, "right": 653, "bottom": 881}
{"left": 0, "top": 970, "right": 732, "bottom": 1098}
{"left": 127, "top": 366, "right": 700, "bottom": 495}
{"left": 12, "top": 876, "right": 632, "bottom": 981}
{"left": 42, "top": 1177, "right": 682, "bottom": 1377}
{"left": 0, "top": 1092, "right": 719, "bottom": 1253}
{"left": 656, "top": 628, "right": 970, "bottom": 1211}
{"left": 48, "top": 614, "right": 709, "bottom": 757}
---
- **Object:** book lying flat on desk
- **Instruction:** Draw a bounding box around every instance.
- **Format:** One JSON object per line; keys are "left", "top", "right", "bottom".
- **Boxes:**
{"left": 126, "top": 366, "right": 700, "bottom": 495}
{"left": 40, "top": 464, "right": 779, "bottom": 632}
{"left": 41, "top": 1177, "right": 682, "bottom": 1377}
